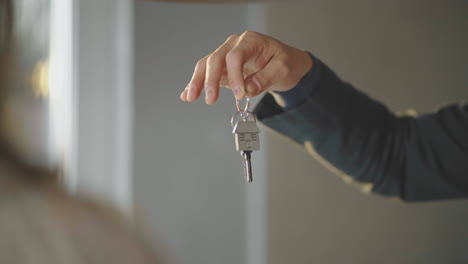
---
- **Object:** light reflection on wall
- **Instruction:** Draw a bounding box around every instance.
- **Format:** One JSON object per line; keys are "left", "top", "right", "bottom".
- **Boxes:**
{"left": 48, "top": 0, "right": 75, "bottom": 187}
{"left": 31, "top": 60, "right": 49, "bottom": 98}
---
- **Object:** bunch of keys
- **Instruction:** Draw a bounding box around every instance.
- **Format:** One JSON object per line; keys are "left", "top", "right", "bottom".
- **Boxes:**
{"left": 231, "top": 97, "right": 260, "bottom": 183}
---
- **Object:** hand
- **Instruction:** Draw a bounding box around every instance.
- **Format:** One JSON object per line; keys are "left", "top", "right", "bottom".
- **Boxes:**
{"left": 180, "top": 31, "right": 313, "bottom": 104}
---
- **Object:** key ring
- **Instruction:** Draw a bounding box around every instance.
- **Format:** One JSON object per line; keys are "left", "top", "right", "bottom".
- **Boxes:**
{"left": 236, "top": 97, "right": 251, "bottom": 113}
{"left": 230, "top": 110, "right": 257, "bottom": 127}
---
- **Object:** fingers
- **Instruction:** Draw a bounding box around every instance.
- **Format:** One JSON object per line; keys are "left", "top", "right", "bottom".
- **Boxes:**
{"left": 225, "top": 31, "right": 262, "bottom": 100}
{"left": 225, "top": 48, "right": 246, "bottom": 100}
{"left": 185, "top": 56, "right": 208, "bottom": 102}
{"left": 244, "top": 61, "right": 276, "bottom": 97}
{"left": 219, "top": 71, "right": 230, "bottom": 88}
{"left": 180, "top": 87, "right": 189, "bottom": 101}
{"left": 182, "top": 31, "right": 272, "bottom": 103}
{"left": 204, "top": 35, "right": 238, "bottom": 104}
{"left": 245, "top": 77, "right": 262, "bottom": 98}
{"left": 244, "top": 55, "right": 291, "bottom": 97}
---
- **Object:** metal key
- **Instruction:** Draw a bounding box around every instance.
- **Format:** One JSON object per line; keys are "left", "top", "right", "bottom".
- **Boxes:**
{"left": 241, "top": 151, "right": 253, "bottom": 182}
{"left": 232, "top": 117, "right": 260, "bottom": 182}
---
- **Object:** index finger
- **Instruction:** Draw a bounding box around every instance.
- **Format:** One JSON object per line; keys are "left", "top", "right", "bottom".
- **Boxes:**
{"left": 225, "top": 32, "right": 260, "bottom": 100}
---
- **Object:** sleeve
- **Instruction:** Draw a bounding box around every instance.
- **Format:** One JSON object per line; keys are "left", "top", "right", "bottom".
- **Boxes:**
{"left": 271, "top": 53, "right": 322, "bottom": 111}
{"left": 253, "top": 57, "right": 468, "bottom": 201}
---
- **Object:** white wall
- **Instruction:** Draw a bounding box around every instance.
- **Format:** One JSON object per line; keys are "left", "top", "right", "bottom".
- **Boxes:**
{"left": 70, "top": 0, "right": 134, "bottom": 213}
{"left": 263, "top": 1, "right": 468, "bottom": 263}
{"left": 133, "top": 3, "right": 251, "bottom": 264}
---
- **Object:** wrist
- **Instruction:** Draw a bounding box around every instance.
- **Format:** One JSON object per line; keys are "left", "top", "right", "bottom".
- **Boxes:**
{"left": 272, "top": 52, "right": 322, "bottom": 110}
{"left": 297, "top": 49, "right": 314, "bottom": 88}
{"left": 284, "top": 49, "right": 314, "bottom": 92}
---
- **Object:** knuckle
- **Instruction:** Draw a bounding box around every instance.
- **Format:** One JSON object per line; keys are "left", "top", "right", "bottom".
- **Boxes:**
{"left": 225, "top": 49, "right": 241, "bottom": 63}
{"left": 196, "top": 58, "right": 206, "bottom": 68}
{"left": 241, "top": 30, "right": 258, "bottom": 38}
{"left": 227, "top": 34, "right": 239, "bottom": 42}
{"left": 238, "top": 31, "right": 264, "bottom": 50}
{"left": 277, "top": 58, "right": 291, "bottom": 78}
{"left": 255, "top": 74, "right": 266, "bottom": 89}
{"left": 207, "top": 53, "right": 220, "bottom": 65}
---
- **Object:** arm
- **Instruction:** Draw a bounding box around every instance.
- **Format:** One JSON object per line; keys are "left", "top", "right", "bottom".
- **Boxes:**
{"left": 254, "top": 57, "right": 468, "bottom": 201}
{"left": 181, "top": 31, "right": 468, "bottom": 201}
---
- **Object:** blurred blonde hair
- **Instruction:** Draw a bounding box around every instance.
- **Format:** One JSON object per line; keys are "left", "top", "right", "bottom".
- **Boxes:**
{"left": 0, "top": 1, "right": 158, "bottom": 263}
{"left": 0, "top": 155, "right": 158, "bottom": 264}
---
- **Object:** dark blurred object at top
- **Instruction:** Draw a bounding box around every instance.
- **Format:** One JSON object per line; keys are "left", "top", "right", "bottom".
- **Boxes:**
{"left": 141, "top": 0, "right": 265, "bottom": 3}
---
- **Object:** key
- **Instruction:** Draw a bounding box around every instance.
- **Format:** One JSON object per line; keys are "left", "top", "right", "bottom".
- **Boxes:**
{"left": 241, "top": 151, "right": 253, "bottom": 182}
{"left": 232, "top": 118, "right": 260, "bottom": 182}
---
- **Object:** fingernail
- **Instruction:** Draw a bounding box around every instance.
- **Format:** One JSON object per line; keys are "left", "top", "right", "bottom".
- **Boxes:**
{"left": 233, "top": 86, "right": 243, "bottom": 99}
{"left": 246, "top": 80, "right": 259, "bottom": 97}
{"left": 205, "top": 88, "right": 213, "bottom": 103}
{"left": 187, "top": 90, "right": 194, "bottom": 102}
{"left": 180, "top": 91, "right": 185, "bottom": 100}
{"left": 180, "top": 85, "right": 188, "bottom": 99}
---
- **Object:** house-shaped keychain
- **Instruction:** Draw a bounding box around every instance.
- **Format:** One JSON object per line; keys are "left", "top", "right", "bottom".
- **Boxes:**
{"left": 232, "top": 120, "right": 260, "bottom": 152}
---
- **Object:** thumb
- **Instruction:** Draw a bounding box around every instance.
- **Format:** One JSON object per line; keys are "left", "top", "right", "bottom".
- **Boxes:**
{"left": 245, "top": 76, "right": 262, "bottom": 97}
{"left": 244, "top": 61, "right": 278, "bottom": 97}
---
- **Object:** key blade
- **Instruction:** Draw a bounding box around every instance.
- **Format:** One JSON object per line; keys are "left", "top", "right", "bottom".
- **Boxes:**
{"left": 241, "top": 151, "right": 253, "bottom": 183}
